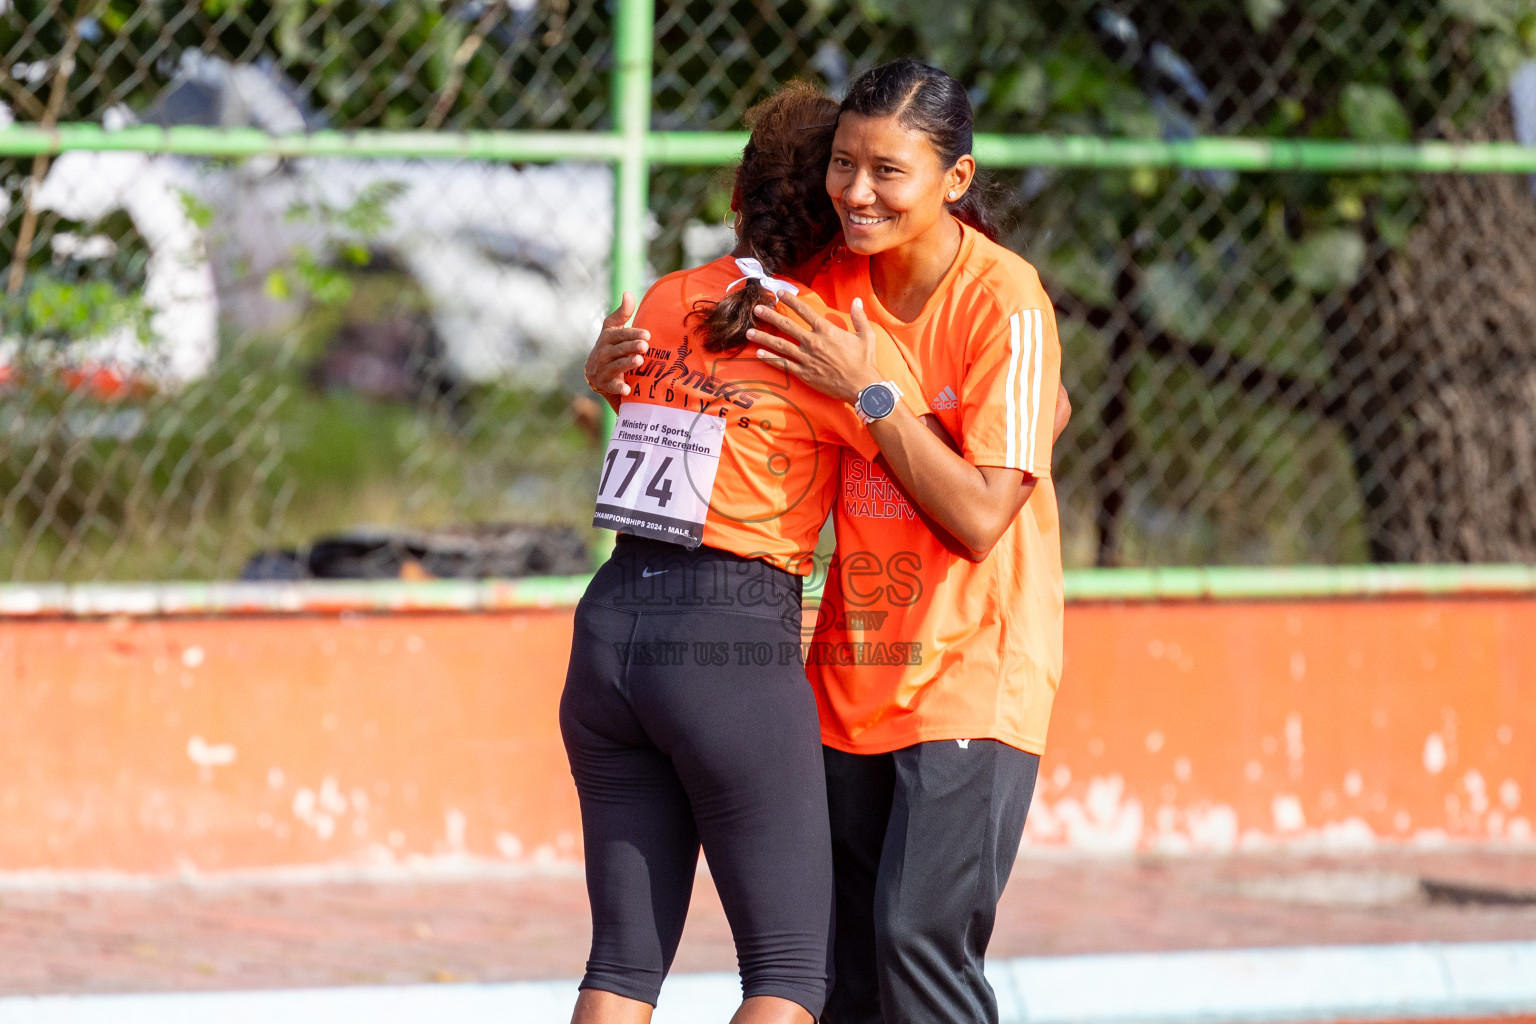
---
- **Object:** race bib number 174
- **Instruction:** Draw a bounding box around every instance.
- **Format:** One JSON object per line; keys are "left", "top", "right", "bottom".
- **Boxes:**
{"left": 592, "top": 401, "right": 725, "bottom": 548}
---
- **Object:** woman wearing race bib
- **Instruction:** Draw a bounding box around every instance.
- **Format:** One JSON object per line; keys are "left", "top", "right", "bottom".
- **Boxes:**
{"left": 575, "top": 68, "right": 1070, "bottom": 1024}
{"left": 560, "top": 84, "right": 942, "bottom": 1024}
{"left": 743, "top": 60, "right": 1068, "bottom": 1024}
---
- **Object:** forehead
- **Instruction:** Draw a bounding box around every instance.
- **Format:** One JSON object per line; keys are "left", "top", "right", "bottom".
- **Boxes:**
{"left": 832, "top": 111, "right": 942, "bottom": 165}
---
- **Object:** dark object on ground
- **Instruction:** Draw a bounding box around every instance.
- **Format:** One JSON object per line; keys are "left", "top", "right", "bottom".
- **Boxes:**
{"left": 240, "top": 524, "right": 590, "bottom": 580}
{"left": 1421, "top": 877, "right": 1536, "bottom": 907}
{"left": 238, "top": 549, "right": 310, "bottom": 581}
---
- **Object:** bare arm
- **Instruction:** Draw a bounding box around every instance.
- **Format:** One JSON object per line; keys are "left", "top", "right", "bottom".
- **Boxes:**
{"left": 749, "top": 294, "right": 1070, "bottom": 561}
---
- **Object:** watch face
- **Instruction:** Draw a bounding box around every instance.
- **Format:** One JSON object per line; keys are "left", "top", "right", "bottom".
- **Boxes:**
{"left": 859, "top": 383, "right": 897, "bottom": 420}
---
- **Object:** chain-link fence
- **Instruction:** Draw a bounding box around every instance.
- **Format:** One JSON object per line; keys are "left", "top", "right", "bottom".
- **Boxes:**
{"left": 4, "top": 0, "right": 1536, "bottom": 581}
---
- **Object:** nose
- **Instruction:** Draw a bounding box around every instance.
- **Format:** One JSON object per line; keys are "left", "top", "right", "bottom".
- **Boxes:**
{"left": 841, "top": 169, "right": 876, "bottom": 208}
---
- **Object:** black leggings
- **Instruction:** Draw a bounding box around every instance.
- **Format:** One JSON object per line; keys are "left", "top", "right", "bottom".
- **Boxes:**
{"left": 559, "top": 535, "right": 832, "bottom": 1016}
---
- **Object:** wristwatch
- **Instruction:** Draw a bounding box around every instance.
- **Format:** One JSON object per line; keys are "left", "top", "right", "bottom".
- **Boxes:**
{"left": 855, "top": 380, "right": 903, "bottom": 425}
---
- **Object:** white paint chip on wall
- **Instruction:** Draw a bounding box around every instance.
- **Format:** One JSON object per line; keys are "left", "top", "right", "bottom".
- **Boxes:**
{"left": 185, "top": 736, "right": 236, "bottom": 768}
{"left": 1423, "top": 733, "right": 1447, "bottom": 775}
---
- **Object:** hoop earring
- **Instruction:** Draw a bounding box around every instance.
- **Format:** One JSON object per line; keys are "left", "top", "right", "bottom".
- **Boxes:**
{"left": 724, "top": 210, "right": 738, "bottom": 228}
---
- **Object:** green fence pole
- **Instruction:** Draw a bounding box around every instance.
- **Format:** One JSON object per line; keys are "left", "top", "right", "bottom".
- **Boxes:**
{"left": 611, "top": 0, "right": 654, "bottom": 312}
{"left": 594, "top": 0, "right": 654, "bottom": 564}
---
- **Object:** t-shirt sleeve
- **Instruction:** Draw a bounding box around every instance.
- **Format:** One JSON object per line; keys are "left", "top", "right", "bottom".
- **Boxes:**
{"left": 623, "top": 274, "right": 695, "bottom": 393}
{"left": 959, "top": 301, "right": 1062, "bottom": 478}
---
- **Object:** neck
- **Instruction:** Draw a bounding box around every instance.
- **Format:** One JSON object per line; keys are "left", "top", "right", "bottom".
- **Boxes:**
{"left": 869, "top": 214, "right": 964, "bottom": 322}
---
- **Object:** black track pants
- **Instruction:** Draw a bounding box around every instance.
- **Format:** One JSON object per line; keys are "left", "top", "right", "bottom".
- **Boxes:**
{"left": 822, "top": 739, "right": 1040, "bottom": 1024}
{"left": 559, "top": 535, "right": 833, "bottom": 1017}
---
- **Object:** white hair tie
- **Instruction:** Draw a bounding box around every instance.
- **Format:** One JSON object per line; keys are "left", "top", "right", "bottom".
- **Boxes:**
{"left": 726, "top": 257, "right": 799, "bottom": 299}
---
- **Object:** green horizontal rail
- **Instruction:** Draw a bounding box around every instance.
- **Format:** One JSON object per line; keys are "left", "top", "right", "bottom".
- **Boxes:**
{"left": 2, "top": 565, "right": 1532, "bottom": 618}
{"left": 0, "top": 577, "right": 592, "bottom": 618}
{"left": 0, "top": 124, "right": 627, "bottom": 161}
{"left": 6, "top": 125, "right": 1536, "bottom": 172}
{"left": 972, "top": 136, "right": 1536, "bottom": 172}
{"left": 1063, "top": 563, "right": 1536, "bottom": 601}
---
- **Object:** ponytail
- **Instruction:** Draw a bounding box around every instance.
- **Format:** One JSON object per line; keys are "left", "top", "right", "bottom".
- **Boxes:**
{"left": 686, "top": 82, "right": 841, "bottom": 353}
{"left": 685, "top": 278, "right": 771, "bottom": 355}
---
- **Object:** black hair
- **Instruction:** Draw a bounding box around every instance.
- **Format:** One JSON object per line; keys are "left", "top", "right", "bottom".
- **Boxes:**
{"left": 839, "top": 58, "right": 1000, "bottom": 240}
{"left": 685, "top": 82, "right": 843, "bottom": 353}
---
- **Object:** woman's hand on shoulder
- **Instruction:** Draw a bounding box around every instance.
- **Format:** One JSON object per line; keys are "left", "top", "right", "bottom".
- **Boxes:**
{"left": 584, "top": 292, "right": 650, "bottom": 397}
{"left": 747, "top": 293, "right": 882, "bottom": 405}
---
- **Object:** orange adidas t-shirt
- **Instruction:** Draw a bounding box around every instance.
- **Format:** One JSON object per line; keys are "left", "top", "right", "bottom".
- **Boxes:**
{"left": 595, "top": 255, "right": 925, "bottom": 574}
{"left": 807, "top": 223, "right": 1065, "bottom": 753}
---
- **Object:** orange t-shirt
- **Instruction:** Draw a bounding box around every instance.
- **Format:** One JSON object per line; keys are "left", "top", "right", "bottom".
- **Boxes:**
{"left": 807, "top": 223, "right": 1065, "bottom": 753}
{"left": 593, "top": 255, "right": 925, "bottom": 574}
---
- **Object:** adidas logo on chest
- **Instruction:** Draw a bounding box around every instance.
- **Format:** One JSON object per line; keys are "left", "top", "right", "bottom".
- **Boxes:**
{"left": 930, "top": 386, "right": 959, "bottom": 411}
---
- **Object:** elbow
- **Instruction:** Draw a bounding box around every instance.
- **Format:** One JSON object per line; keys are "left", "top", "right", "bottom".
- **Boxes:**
{"left": 955, "top": 519, "right": 1009, "bottom": 563}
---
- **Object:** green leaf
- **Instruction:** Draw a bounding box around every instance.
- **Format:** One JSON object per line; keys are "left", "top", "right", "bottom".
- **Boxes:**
{"left": 1245, "top": 0, "right": 1287, "bottom": 32}
{"left": 1339, "top": 84, "right": 1411, "bottom": 143}
{"left": 339, "top": 180, "right": 407, "bottom": 236}
{"left": 1129, "top": 166, "right": 1160, "bottom": 197}
{"left": 1333, "top": 193, "right": 1366, "bottom": 221}
{"left": 176, "top": 189, "right": 215, "bottom": 231}
{"left": 1288, "top": 229, "right": 1366, "bottom": 292}
{"left": 265, "top": 270, "right": 291, "bottom": 301}
{"left": 16, "top": 275, "right": 148, "bottom": 339}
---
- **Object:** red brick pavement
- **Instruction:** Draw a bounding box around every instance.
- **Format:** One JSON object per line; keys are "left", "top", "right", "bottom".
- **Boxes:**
{"left": 1, "top": 849, "right": 1533, "bottom": 996}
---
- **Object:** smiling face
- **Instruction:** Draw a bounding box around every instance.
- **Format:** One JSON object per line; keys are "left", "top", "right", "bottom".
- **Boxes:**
{"left": 826, "top": 111, "right": 973, "bottom": 256}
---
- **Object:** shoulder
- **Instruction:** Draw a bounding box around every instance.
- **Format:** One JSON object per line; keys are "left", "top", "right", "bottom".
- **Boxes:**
{"left": 795, "top": 240, "right": 843, "bottom": 288}
{"left": 635, "top": 266, "right": 696, "bottom": 315}
{"left": 953, "top": 229, "right": 1052, "bottom": 329}
{"left": 807, "top": 242, "right": 862, "bottom": 297}
{"left": 635, "top": 262, "right": 727, "bottom": 325}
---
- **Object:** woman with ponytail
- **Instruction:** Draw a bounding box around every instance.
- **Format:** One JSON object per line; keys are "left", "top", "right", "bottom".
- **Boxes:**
{"left": 560, "top": 82, "right": 936, "bottom": 1024}
{"left": 579, "top": 65, "right": 1071, "bottom": 1024}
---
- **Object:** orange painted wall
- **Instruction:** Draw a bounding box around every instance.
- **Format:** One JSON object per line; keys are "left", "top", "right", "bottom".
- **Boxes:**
{"left": 1031, "top": 598, "right": 1533, "bottom": 852}
{"left": 0, "top": 596, "right": 1531, "bottom": 874}
{"left": 0, "top": 612, "right": 579, "bottom": 874}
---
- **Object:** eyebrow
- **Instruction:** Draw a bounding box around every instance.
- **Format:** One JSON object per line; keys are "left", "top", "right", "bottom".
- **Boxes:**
{"left": 832, "top": 150, "right": 912, "bottom": 167}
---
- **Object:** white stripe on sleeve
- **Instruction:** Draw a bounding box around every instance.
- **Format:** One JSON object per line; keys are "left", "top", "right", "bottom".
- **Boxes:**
{"left": 1004, "top": 313, "right": 1021, "bottom": 468}
{"left": 1015, "top": 311, "right": 1033, "bottom": 471}
{"left": 1027, "top": 308, "right": 1045, "bottom": 470}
